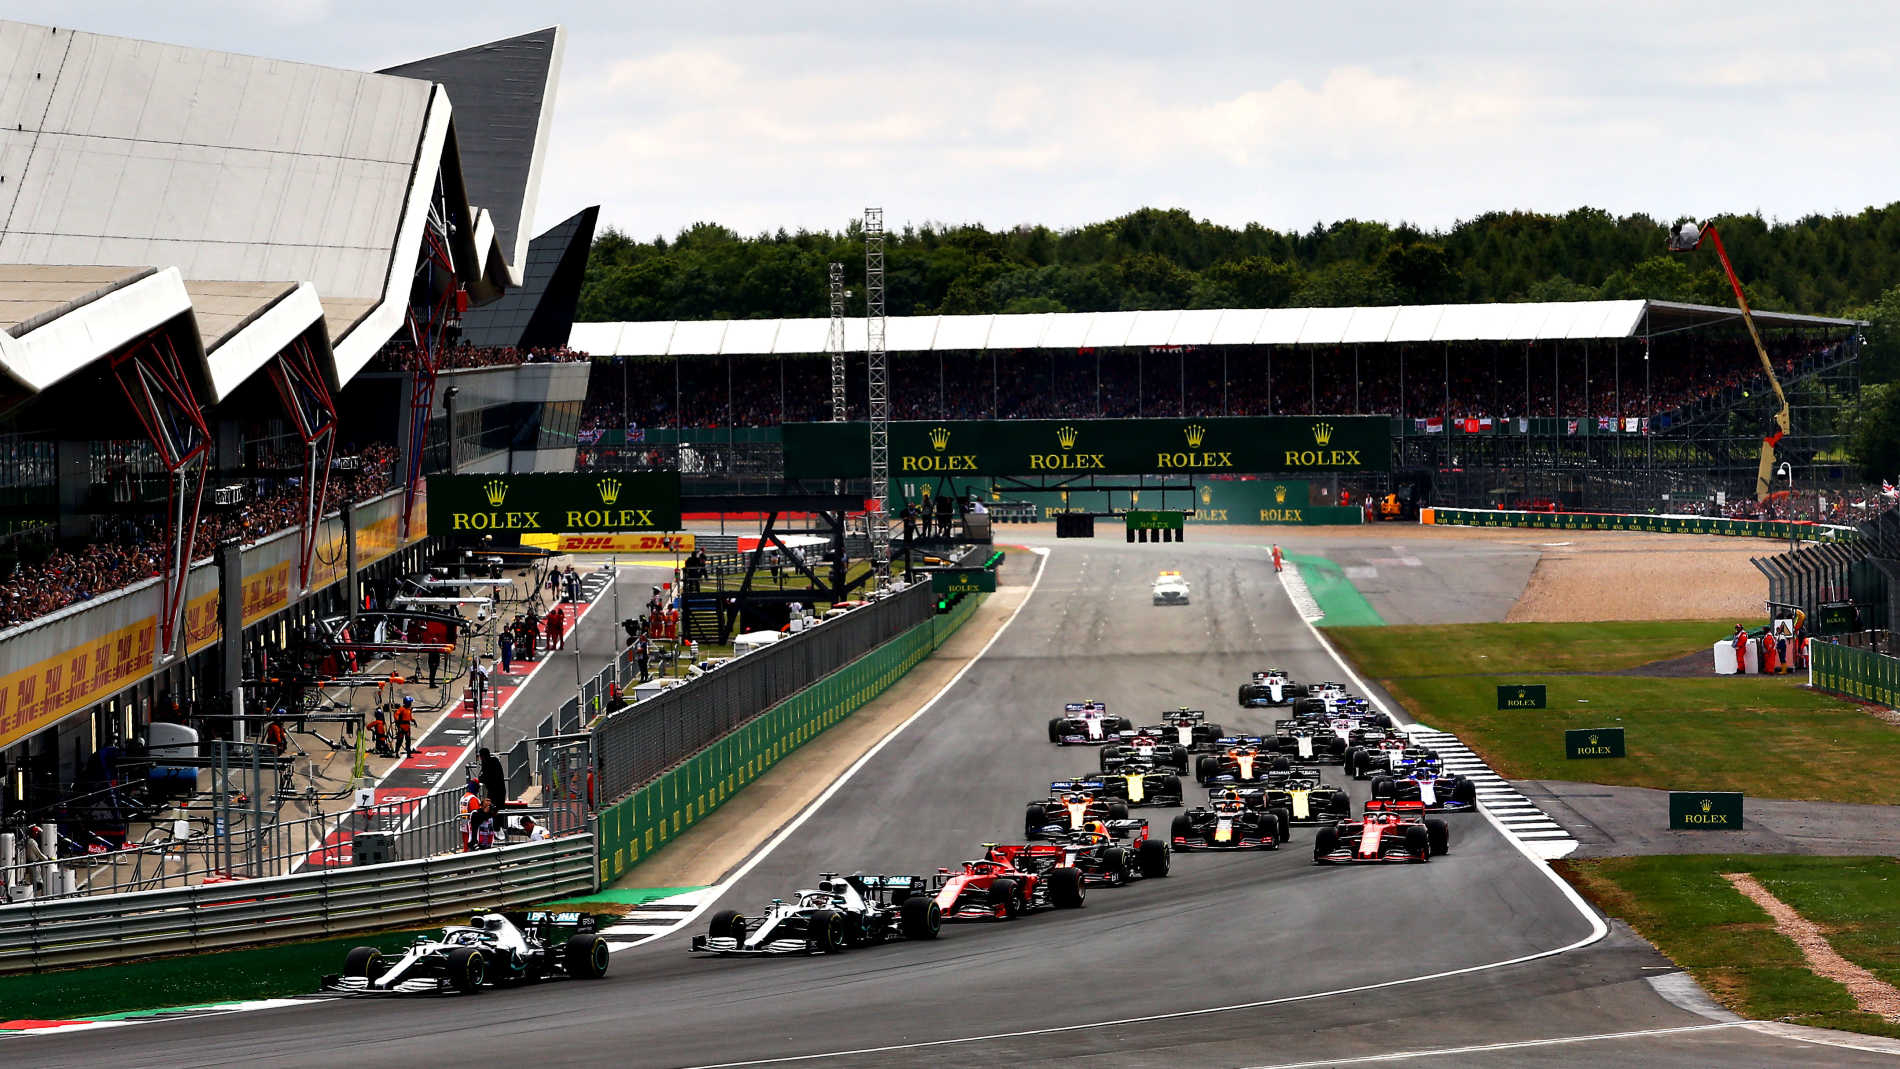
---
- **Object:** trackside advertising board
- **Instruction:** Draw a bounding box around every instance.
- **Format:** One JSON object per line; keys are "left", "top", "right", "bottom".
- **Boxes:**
{"left": 1669, "top": 791, "right": 1744, "bottom": 830}
{"left": 930, "top": 568, "right": 997, "bottom": 595}
{"left": 428, "top": 473, "right": 682, "bottom": 535}
{"left": 1565, "top": 727, "right": 1625, "bottom": 759}
{"left": 783, "top": 417, "right": 1391, "bottom": 480}
{"left": 1498, "top": 684, "right": 1547, "bottom": 709}
{"left": 1424, "top": 507, "right": 1855, "bottom": 543}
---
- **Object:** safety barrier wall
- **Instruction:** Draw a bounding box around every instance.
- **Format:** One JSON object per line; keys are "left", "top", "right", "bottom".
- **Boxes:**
{"left": 1810, "top": 640, "right": 1900, "bottom": 708}
{"left": 594, "top": 589, "right": 983, "bottom": 884}
{"left": 0, "top": 834, "right": 595, "bottom": 974}
{"left": 1422, "top": 506, "right": 1857, "bottom": 542}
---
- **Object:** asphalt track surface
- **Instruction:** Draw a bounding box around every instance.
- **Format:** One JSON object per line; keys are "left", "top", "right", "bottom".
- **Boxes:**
{"left": 34, "top": 539, "right": 1897, "bottom": 1068}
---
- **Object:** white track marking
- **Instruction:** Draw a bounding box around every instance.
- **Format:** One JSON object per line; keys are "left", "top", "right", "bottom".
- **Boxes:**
{"left": 1235, "top": 1021, "right": 1749, "bottom": 1068}
{"left": 635, "top": 547, "right": 1053, "bottom": 950}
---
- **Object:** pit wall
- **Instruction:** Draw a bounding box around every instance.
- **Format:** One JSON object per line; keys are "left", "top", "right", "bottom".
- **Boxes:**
{"left": 594, "top": 591, "right": 984, "bottom": 883}
{"left": 890, "top": 477, "right": 1363, "bottom": 526}
{"left": 1420, "top": 507, "right": 1856, "bottom": 542}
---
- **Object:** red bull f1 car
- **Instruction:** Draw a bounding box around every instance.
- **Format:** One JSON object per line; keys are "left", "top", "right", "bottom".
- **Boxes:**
{"left": 691, "top": 873, "right": 942, "bottom": 955}
{"left": 987, "top": 820, "right": 1169, "bottom": 888}
{"left": 1170, "top": 794, "right": 1291, "bottom": 850}
{"left": 1312, "top": 800, "right": 1450, "bottom": 864}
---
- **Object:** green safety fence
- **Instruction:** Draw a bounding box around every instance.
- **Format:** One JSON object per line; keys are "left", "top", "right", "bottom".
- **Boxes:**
{"left": 1425, "top": 507, "right": 1856, "bottom": 542}
{"left": 1812, "top": 640, "right": 1900, "bottom": 707}
{"left": 594, "top": 590, "right": 984, "bottom": 883}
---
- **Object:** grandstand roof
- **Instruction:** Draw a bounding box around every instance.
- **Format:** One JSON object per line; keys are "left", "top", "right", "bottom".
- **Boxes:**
{"left": 0, "top": 19, "right": 563, "bottom": 407}
{"left": 568, "top": 299, "right": 1864, "bottom": 358}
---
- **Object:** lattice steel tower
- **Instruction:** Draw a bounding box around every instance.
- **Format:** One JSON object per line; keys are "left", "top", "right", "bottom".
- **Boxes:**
{"left": 828, "top": 261, "right": 847, "bottom": 422}
{"left": 864, "top": 208, "right": 891, "bottom": 585}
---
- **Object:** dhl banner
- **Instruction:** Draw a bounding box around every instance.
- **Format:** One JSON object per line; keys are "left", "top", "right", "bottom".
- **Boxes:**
{"left": 525, "top": 532, "right": 695, "bottom": 554}
{"left": 0, "top": 620, "right": 156, "bottom": 750}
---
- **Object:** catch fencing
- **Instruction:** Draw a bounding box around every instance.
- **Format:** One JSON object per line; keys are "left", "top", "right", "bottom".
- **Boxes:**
{"left": 0, "top": 834, "right": 595, "bottom": 974}
{"left": 1810, "top": 639, "right": 1900, "bottom": 709}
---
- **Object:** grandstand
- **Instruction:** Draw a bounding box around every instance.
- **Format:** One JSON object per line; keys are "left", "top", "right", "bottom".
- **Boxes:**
{"left": 570, "top": 299, "right": 1864, "bottom": 511}
{"left": 0, "top": 21, "right": 590, "bottom": 846}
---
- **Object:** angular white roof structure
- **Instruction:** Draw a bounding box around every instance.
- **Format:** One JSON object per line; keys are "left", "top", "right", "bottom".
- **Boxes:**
{"left": 569, "top": 299, "right": 1861, "bottom": 358}
{"left": 0, "top": 20, "right": 563, "bottom": 404}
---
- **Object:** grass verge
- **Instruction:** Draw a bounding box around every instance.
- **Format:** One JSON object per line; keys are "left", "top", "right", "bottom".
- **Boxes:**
{"left": 1328, "top": 621, "right": 1900, "bottom": 803}
{"left": 1559, "top": 855, "right": 1900, "bottom": 1039}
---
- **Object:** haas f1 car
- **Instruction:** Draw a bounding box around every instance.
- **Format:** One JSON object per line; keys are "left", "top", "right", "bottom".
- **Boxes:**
{"left": 1313, "top": 800, "right": 1450, "bottom": 864}
{"left": 1100, "top": 728, "right": 1190, "bottom": 773}
{"left": 692, "top": 873, "right": 943, "bottom": 955}
{"left": 934, "top": 852, "right": 1085, "bottom": 919}
{"left": 324, "top": 911, "right": 609, "bottom": 994}
{"left": 1049, "top": 701, "right": 1132, "bottom": 745}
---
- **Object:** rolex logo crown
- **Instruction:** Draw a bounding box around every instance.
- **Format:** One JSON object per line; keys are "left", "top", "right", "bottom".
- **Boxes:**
{"left": 1200, "top": 486, "right": 1213, "bottom": 504}
{"left": 483, "top": 480, "right": 508, "bottom": 507}
{"left": 1700, "top": 798, "right": 1712, "bottom": 813}
{"left": 1588, "top": 734, "right": 1598, "bottom": 745}
{"left": 1312, "top": 422, "right": 1335, "bottom": 446}
{"left": 598, "top": 477, "right": 622, "bottom": 505}
{"left": 928, "top": 426, "right": 951, "bottom": 451}
{"left": 1273, "top": 484, "right": 1287, "bottom": 504}
{"left": 1184, "top": 424, "right": 1206, "bottom": 448}
{"left": 1057, "top": 425, "right": 1079, "bottom": 449}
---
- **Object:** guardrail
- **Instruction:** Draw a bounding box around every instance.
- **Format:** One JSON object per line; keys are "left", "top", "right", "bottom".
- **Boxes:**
{"left": 1422, "top": 506, "right": 1857, "bottom": 542}
{"left": 0, "top": 834, "right": 595, "bottom": 974}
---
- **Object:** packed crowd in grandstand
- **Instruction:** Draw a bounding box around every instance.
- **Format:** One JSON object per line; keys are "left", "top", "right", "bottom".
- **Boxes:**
{"left": 370, "top": 343, "right": 587, "bottom": 373}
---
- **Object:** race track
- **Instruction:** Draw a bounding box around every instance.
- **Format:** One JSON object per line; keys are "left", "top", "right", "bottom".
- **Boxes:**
{"left": 30, "top": 537, "right": 1894, "bottom": 1068}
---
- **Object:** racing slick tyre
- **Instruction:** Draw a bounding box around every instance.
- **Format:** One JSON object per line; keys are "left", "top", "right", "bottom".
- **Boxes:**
{"left": 1137, "top": 837, "right": 1171, "bottom": 878}
{"left": 1155, "top": 773, "right": 1183, "bottom": 801}
{"left": 1025, "top": 803, "right": 1048, "bottom": 839}
{"left": 1270, "top": 807, "right": 1294, "bottom": 844}
{"left": 1330, "top": 792, "right": 1352, "bottom": 817}
{"left": 1273, "top": 755, "right": 1293, "bottom": 772}
{"left": 1049, "top": 718, "right": 1065, "bottom": 744}
{"left": 1098, "top": 746, "right": 1121, "bottom": 771}
{"left": 1170, "top": 813, "right": 1194, "bottom": 845}
{"left": 988, "top": 878, "right": 1024, "bottom": 919}
{"left": 1107, "top": 802, "right": 1130, "bottom": 822}
{"left": 1370, "top": 776, "right": 1394, "bottom": 800}
{"left": 812, "top": 909, "right": 849, "bottom": 951}
{"left": 1050, "top": 866, "right": 1086, "bottom": 909}
{"left": 1425, "top": 818, "right": 1451, "bottom": 857}
{"left": 1196, "top": 755, "right": 1218, "bottom": 786}
{"left": 900, "top": 894, "right": 942, "bottom": 939}
{"left": 1107, "top": 717, "right": 1133, "bottom": 734}
{"left": 1453, "top": 779, "right": 1478, "bottom": 807}
{"left": 1201, "top": 723, "right": 1226, "bottom": 744}
{"left": 708, "top": 909, "right": 747, "bottom": 944}
{"left": 565, "top": 933, "right": 610, "bottom": 979}
{"left": 445, "top": 946, "right": 488, "bottom": 993}
{"left": 343, "top": 946, "right": 386, "bottom": 980}
{"left": 1404, "top": 825, "right": 1432, "bottom": 862}
{"left": 1102, "top": 846, "right": 1129, "bottom": 886}
{"left": 1313, "top": 826, "right": 1338, "bottom": 864}
{"left": 1165, "top": 745, "right": 1189, "bottom": 772}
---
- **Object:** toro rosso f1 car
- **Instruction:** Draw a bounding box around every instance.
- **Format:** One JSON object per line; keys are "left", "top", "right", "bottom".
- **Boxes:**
{"left": 1170, "top": 793, "right": 1291, "bottom": 850}
{"left": 324, "top": 911, "right": 609, "bottom": 994}
{"left": 1371, "top": 766, "right": 1479, "bottom": 811}
{"left": 691, "top": 873, "right": 942, "bottom": 955}
{"left": 935, "top": 851, "right": 1085, "bottom": 919}
{"left": 1312, "top": 800, "right": 1450, "bottom": 864}
{"left": 1049, "top": 701, "right": 1132, "bottom": 745}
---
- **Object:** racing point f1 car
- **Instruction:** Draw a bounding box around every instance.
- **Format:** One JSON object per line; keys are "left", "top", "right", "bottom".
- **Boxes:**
{"left": 1170, "top": 794, "right": 1291, "bottom": 850}
{"left": 1048, "top": 701, "right": 1133, "bottom": 745}
{"left": 987, "top": 820, "right": 1169, "bottom": 888}
{"left": 324, "top": 911, "right": 608, "bottom": 994}
{"left": 1027, "top": 788, "right": 1130, "bottom": 838}
{"left": 1312, "top": 800, "right": 1450, "bottom": 864}
{"left": 934, "top": 852, "right": 1085, "bottom": 919}
{"left": 1370, "top": 766, "right": 1479, "bottom": 811}
{"left": 691, "top": 873, "right": 943, "bottom": 955}
{"left": 1237, "top": 670, "right": 1307, "bottom": 707}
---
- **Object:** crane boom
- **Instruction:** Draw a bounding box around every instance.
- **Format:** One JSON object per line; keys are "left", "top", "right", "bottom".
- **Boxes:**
{"left": 1701, "top": 224, "right": 1789, "bottom": 502}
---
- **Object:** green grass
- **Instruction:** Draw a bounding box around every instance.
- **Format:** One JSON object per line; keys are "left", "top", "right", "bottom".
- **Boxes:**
{"left": 1329, "top": 621, "right": 1900, "bottom": 803}
{"left": 1290, "top": 553, "right": 1385, "bottom": 626}
{"left": 1560, "top": 855, "right": 1900, "bottom": 1039}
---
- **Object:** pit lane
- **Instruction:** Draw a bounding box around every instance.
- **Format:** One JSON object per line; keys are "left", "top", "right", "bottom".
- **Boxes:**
{"left": 27, "top": 536, "right": 1895, "bottom": 1068}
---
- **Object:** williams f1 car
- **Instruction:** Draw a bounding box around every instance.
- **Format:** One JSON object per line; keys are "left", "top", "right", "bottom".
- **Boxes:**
{"left": 1313, "top": 800, "right": 1449, "bottom": 864}
{"left": 691, "top": 873, "right": 942, "bottom": 954}
{"left": 324, "top": 911, "right": 608, "bottom": 994}
{"left": 1048, "top": 700, "right": 1132, "bottom": 745}
{"left": 1237, "top": 670, "right": 1307, "bottom": 707}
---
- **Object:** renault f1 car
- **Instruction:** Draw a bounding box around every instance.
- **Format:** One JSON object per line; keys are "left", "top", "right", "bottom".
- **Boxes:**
{"left": 1171, "top": 794, "right": 1290, "bottom": 850}
{"left": 1238, "top": 670, "right": 1307, "bottom": 707}
{"left": 1195, "top": 738, "right": 1293, "bottom": 785}
{"left": 1048, "top": 701, "right": 1132, "bottom": 745}
{"left": 1153, "top": 570, "right": 1191, "bottom": 605}
{"left": 324, "top": 911, "right": 608, "bottom": 994}
{"left": 1370, "top": 766, "right": 1479, "bottom": 811}
{"left": 1100, "top": 728, "right": 1190, "bottom": 772}
{"left": 988, "top": 820, "right": 1169, "bottom": 888}
{"left": 1054, "top": 766, "right": 1185, "bottom": 809}
{"left": 1027, "top": 788, "right": 1130, "bottom": 838}
{"left": 935, "top": 851, "right": 1085, "bottom": 919}
{"left": 1259, "top": 770, "right": 1354, "bottom": 824}
{"left": 691, "top": 873, "right": 942, "bottom": 954}
{"left": 1312, "top": 800, "right": 1450, "bottom": 864}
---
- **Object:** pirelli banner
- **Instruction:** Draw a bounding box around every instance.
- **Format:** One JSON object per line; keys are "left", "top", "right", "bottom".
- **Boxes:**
{"left": 428, "top": 473, "right": 682, "bottom": 535}
{"left": 782, "top": 417, "right": 1391, "bottom": 479}
{"left": 1423, "top": 507, "right": 1856, "bottom": 543}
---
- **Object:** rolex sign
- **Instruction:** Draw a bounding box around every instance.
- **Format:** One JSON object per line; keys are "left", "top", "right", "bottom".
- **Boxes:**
{"left": 428, "top": 473, "right": 683, "bottom": 536}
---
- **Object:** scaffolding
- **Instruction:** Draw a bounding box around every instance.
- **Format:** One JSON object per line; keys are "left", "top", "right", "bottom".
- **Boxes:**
{"left": 864, "top": 208, "right": 891, "bottom": 585}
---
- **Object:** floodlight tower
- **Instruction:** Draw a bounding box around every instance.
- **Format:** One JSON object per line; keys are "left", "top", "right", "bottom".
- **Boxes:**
{"left": 828, "top": 262, "right": 847, "bottom": 423}
{"left": 865, "top": 208, "right": 892, "bottom": 586}
{"left": 1666, "top": 220, "right": 1789, "bottom": 503}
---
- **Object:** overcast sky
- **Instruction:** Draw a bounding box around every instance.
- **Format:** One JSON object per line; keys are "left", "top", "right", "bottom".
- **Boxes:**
{"left": 23, "top": 1, "right": 1900, "bottom": 243}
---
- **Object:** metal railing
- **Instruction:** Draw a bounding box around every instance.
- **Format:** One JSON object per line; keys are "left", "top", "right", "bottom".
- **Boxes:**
{"left": 0, "top": 835, "right": 595, "bottom": 974}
